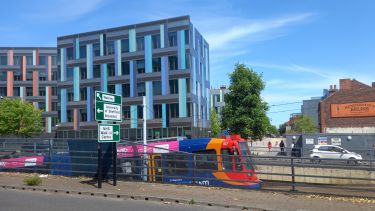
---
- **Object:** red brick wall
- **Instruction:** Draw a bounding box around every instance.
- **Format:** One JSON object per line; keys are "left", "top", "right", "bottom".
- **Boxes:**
{"left": 320, "top": 88, "right": 375, "bottom": 132}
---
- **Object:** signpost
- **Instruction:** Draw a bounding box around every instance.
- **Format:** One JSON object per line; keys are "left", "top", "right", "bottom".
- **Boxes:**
{"left": 95, "top": 91, "right": 122, "bottom": 188}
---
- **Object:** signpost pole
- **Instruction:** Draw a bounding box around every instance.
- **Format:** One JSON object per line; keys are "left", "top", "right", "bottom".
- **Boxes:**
{"left": 143, "top": 96, "right": 147, "bottom": 182}
{"left": 112, "top": 141, "right": 117, "bottom": 186}
{"left": 97, "top": 141, "right": 102, "bottom": 189}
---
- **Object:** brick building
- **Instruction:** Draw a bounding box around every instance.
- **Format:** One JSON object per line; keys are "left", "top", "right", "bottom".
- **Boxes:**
{"left": 320, "top": 79, "right": 375, "bottom": 133}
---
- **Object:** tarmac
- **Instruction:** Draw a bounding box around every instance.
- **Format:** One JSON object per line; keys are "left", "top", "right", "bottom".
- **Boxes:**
{"left": 0, "top": 172, "right": 375, "bottom": 211}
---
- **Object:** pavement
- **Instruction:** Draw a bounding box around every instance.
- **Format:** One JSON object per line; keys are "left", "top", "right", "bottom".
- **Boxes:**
{"left": 1, "top": 172, "right": 375, "bottom": 211}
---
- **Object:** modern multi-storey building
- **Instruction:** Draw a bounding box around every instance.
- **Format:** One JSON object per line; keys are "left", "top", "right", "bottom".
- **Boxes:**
{"left": 0, "top": 47, "right": 58, "bottom": 133}
{"left": 210, "top": 85, "right": 229, "bottom": 120}
{"left": 57, "top": 16, "right": 210, "bottom": 140}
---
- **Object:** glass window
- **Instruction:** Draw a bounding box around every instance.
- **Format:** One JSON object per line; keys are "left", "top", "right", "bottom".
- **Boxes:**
{"left": 26, "top": 87, "right": 33, "bottom": 96}
{"left": 93, "top": 43, "right": 100, "bottom": 57}
{"left": 123, "top": 106, "right": 130, "bottom": 119}
{"left": 0, "top": 72, "right": 6, "bottom": 81}
{"left": 66, "top": 68, "right": 74, "bottom": 81}
{"left": 169, "top": 79, "right": 178, "bottom": 94}
{"left": 170, "top": 103, "right": 179, "bottom": 118}
{"left": 79, "top": 45, "right": 86, "bottom": 59}
{"left": 67, "top": 89, "right": 74, "bottom": 102}
{"left": 39, "top": 70, "right": 46, "bottom": 81}
{"left": 185, "top": 54, "right": 190, "bottom": 69}
{"left": 39, "top": 87, "right": 46, "bottom": 96}
{"left": 13, "top": 56, "right": 22, "bottom": 65}
{"left": 39, "top": 102, "right": 46, "bottom": 110}
{"left": 153, "top": 104, "right": 162, "bottom": 119}
{"left": 26, "top": 56, "right": 33, "bottom": 65}
{"left": 14, "top": 71, "right": 21, "bottom": 81}
{"left": 152, "top": 58, "right": 161, "bottom": 72}
{"left": 107, "top": 63, "right": 115, "bottom": 77}
{"left": 136, "top": 37, "right": 144, "bottom": 51}
{"left": 0, "top": 87, "right": 7, "bottom": 96}
{"left": 153, "top": 81, "right": 161, "bottom": 96}
{"left": 52, "top": 71, "right": 58, "bottom": 80}
{"left": 168, "top": 31, "right": 177, "bottom": 47}
{"left": 0, "top": 55, "right": 7, "bottom": 65}
{"left": 26, "top": 71, "right": 33, "bottom": 81}
{"left": 80, "top": 67, "right": 87, "bottom": 79}
{"left": 93, "top": 65, "right": 101, "bottom": 78}
{"left": 51, "top": 56, "right": 57, "bottom": 65}
{"left": 121, "top": 61, "right": 130, "bottom": 75}
{"left": 184, "top": 30, "right": 189, "bottom": 45}
{"left": 66, "top": 47, "right": 74, "bottom": 60}
{"left": 186, "top": 78, "right": 190, "bottom": 93}
{"left": 121, "top": 39, "right": 129, "bottom": 53}
{"left": 107, "top": 40, "right": 115, "bottom": 55}
{"left": 152, "top": 34, "right": 160, "bottom": 49}
{"left": 187, "top": 103, "right": 191, "bottom": 117}
{"left": 221, "top": 149, "right": 233, "bottom": 171}
{"left": 137, "top": 105, "right": 143, "bottom": 119}
{"left": 108, "top": 85, "right": 115, "bottom": 94}
{"left": 80, "top": 109, "right": 87, "bottom": 122}
{"left": 122, "top": 84, "right": 130, "bottom": 97}
{"left": 168, "top": 56, "right": 178, "bottom": 71}
{"left": 136, "top": 60, "right": 145, "bottom": 74}
{"left": 137, "top": 82, "right": 145, "bottom": 96}
{"left": 164, "top": 154, "right": 189, "bottom": 174}
{"left": 195, "top": 150, "right": 218, "bottom": 170}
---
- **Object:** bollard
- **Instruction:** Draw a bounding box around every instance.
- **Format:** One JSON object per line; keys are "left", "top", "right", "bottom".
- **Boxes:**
{"left": 290, "top": 157, "right": 296, "bottom": 191}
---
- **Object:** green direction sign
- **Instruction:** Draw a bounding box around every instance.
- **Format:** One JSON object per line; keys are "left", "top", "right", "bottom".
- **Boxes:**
{"left": 98, "top": 123, "right": 120, "bottom": 142}
{"left": 95, "top": 91, "right": 122, "bottom": 122}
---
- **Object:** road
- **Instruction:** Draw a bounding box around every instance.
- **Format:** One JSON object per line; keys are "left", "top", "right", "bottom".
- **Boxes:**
{"left": 0, "top": 189, "right": 235, "bottom": 211}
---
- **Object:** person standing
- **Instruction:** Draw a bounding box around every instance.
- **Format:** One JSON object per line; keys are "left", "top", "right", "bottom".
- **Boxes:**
{"left": 279, "top": 140, "right": 285, "bottom": 154}
{"left": 267, "top": 141, "right": 272, "bottom": 152}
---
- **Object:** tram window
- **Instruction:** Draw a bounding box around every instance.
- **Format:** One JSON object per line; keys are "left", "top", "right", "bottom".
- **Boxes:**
{"left": 194, "top": 150, "right": 218, "bottom": 170}
{"left": 221, "top": 149, "right": 233, "bottom": 171}
{"left": 234, "top": 154, "right": 242, "bottom": 171}
{"left": 165, "top": 154, "right": 189, "bottom": 174}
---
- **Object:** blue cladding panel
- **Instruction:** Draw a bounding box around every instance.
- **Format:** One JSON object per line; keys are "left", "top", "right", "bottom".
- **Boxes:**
{"left": 130, "top": 105, "right": 137, "bottom": 128}
{"left": 100, "top": 34, "right": 105, "bottom": 56}
{"left": 145, "top": 81, "right": 153, "bottom": 119}
{"left": 144, "top": 35, "right": 152, "bottom": 73}
{"left": 179, "top": 138, "right": 211, "bottom": 153}
{"left": 60, "top": 48, "right": 66, "bottom": 81}
{"left": 86, "top": 87, "right": 93, "bottom": 121}
{"left": 161, "top": 56, "right": 168, "bottom": 95}
{"left": 177, "top": 30, "right": 186, "bottom": 70}
{"left": 162, "top": 103, "right": 167, "bottom": 128}
{"left": 129, "top": 29, "right": 136, "bottom": 52}
{"left": 192, "top": 56, "right": 196, "bottom": 95}
{"left": 115, "top": 40, "right": 122, "bottom": 95}
{"left": 60, "top": 89, "right": 67, "bottom": 123}
{"left": 101, "top": 64, "right": 107, "bottom": 92}
{"left": 178, "top": 78, "right": 187, "bottom": 117}
{"left": 160, "top": 24, "right": 165, "bottom": 48}
{"left": 73, "top": 67, "right": 80, "bottom": 101}
{"left": 75, "top": 38, "right": 80, "bottom": 59}
{"left": 86, "top": 44, "right": 93, "bottom": 79}
{"left": 130, "top": 61, "right": 135, "bottom": 97}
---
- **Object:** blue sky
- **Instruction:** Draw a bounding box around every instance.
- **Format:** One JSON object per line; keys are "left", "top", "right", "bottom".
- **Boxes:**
{"left": 1, "top": 0, "right": 374, "bottom": 126}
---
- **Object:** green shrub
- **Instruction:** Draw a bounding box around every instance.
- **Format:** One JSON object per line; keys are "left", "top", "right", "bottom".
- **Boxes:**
{"left": 24, "top": 175, "right": 42, "bottom": 186}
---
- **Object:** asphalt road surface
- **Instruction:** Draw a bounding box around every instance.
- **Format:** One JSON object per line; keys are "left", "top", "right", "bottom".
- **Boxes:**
{"left": 0, "top": 189, "right": 236, "bottom": 211}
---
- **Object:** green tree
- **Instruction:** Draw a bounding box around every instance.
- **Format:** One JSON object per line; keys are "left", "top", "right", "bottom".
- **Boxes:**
{"left": 210, "top": 108, "right": 221, "bottom": 137}
{"left": 221, "top": 63, "right": 271, "bottom": 140}
{"left": 293, "top": 116, "right": 317, "bottom": 133}
{"left": 0, "top": 98, "right": 43, "bottom": 137}
{"left": 267, "top": 125, "right": 279, "bottom": 137}
{"left": 278, "top": 122, "right": 287, "bottom": 135}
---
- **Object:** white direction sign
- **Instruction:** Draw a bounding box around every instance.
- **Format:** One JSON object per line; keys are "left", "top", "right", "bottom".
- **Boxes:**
{"left": 98, "top": 124, "right": 120, "bottom": 142}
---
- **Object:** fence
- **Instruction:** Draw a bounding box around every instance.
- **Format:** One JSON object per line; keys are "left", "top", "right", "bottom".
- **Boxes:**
{"left": 0, "top": 138, "right": 374, "bottom": 198}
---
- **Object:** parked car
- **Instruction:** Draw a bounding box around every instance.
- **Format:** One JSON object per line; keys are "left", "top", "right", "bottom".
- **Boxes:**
{"left": 309, "top": 145, "right": 362, "bottom": 164}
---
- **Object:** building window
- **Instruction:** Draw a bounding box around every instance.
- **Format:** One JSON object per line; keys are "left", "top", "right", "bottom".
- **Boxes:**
{"left": 80, "top": 67, "right": 87, "bottom": 79}
{"left": 52, "top": 71, "right": 58, "bottom": 80}
{"left": 0, "top": 72, "right": 6, "bottom": 81}
{"left": 26, "top": 71, "right": 33, "bottom": 81}
{"left": 80, "top": 109, "right": 87, "bottom": 122}
{"left": 152, "top": 58, "right": 161, "bottom": 72}
{"left": 152, "top": 34, "right": 160, "bottom": 49}
{"left": 107, "top": 40, "right": 115, "bottom": 55}
{"left": 185, "top": 54, "right": 190, "bottom": 69}
{"left": 13, "top": 87, "right": 20, "bottom": 96}
{"left": 93, "top": 43, "right": 100, "bottom": 57}
{"left": 0, "top": 87, "right": 7, "bottom": 96}
{"left": 52, "top": 102, "right": 58, "bottom": 111}
{"left": 107, "top": 63, "right": 115, "bottom": 77}
{"left": 39, "top": 87, "right": 46, "bottom": 96}
{"left": 136, "top": 60, "right": 145, "bottom": 74}
{"left": 13, "top": 56, "right": 22, "bottom": 65}
{"left": 67, "top": 110, "right": 73, "bottom": 122}
{"left": 67, "top": 47, "right": 74, "bottom": 60}
{"left": 187, "top": 103, "right": 191, "bottom": 117}
{"left": 184, "top": 30, "right": 189, "bottom": 45}
{"left": 26, "top": 87, "right": 33, "bottom": 96}
{"left": 52, "top": 56, "right": 57, "bottom": 65}
{"left": 38, "top": 56, "right": 46, "bottom": 65}
{"left": 170, "top": 104, "right": 179, "bottom": 118}
{"left": 137, "top": 106, "right": 143, "bottom": 119}
{"left": 39, "top": 102, "right": 46, "bottom": 110}
{"left": 26, "top": 56, "right": 33, "bottom": 65}
{"left": 137, "top": 82, "right": 145, "bottom": 96}
{"left": 0, "top": 55, "right": 7, "bottom": 65}
{"left": 168, "top": 56, "right": 178, "bottom": 71}
{"left": 121, "top": 39, "right": 129, "bottom": 53}
{"left": 80, "top": 88, "right": 87, "bottom": 101}
{"left": 153, "top": 104, "right": 162, "bottom": 119}
{"left": 153, "top": 81, "right": 161, "bottom": 96}
{"left": 67, "top": 89, "right": 74, "bottom": 102}
{"left": 108, "top": 85, "right": 115, "bottom": 94}
{"left": 186, "top": 78, "right": 190, "bottom": 93}
{"left": 121, "top": 61, "right": 130, "bottom": 75}
{"left": 14, "top": 71, "right": 21, "bottom": 81}
{"left": 169, "top": 79, "right": 178, "bottom": 94}
{"left": 66, "top": 68, "right": 74, "bottom": 81}
{"left": 93, "top": 65, "right": 101, "bottom": 78}
{"left": 122, "top": 84, "right": 130, "bottom": 97}
{"left": 136, "top": 37, "right": 144, "bottom": 51}
{"left": 52, "top": 87, "right": 58, "bottom": 96}
{"left": 39, "top": 70, "right": 47, "bottom": 81}
{"left": 168, "top": 31, "right": 177, "bottom": 47}
{"left": 123, "top": 106, "right": 130, "bottom": 119}
{"left": 80, "top": 45, "right": 86, "bottom": 59}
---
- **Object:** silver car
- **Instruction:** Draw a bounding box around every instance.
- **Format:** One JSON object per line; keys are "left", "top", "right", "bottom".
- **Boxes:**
{"left": 309, "top": 145, "right": 362, "bottom": 164}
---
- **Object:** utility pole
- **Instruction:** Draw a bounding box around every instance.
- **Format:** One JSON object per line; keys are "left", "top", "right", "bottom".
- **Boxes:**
{"left": 142, "top": 96, "right": 147, "bottom": 181}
